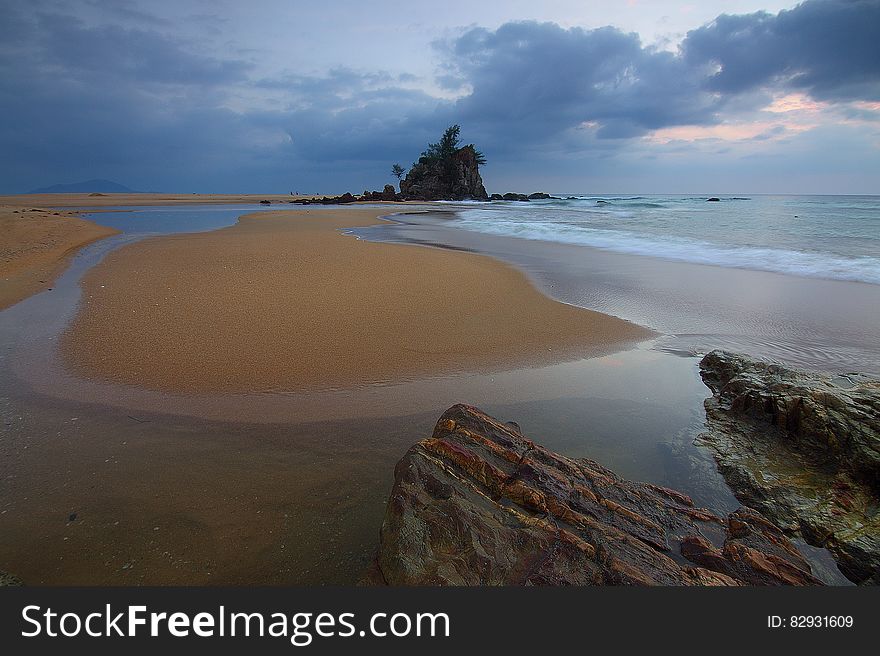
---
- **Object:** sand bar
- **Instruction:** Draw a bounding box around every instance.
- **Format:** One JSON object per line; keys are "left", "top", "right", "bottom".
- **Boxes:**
{"left": 0, "top": 206, "right": 119, "bottom": 310}
{"left": 61, "top": 208, "right": 651, "bottom": 393}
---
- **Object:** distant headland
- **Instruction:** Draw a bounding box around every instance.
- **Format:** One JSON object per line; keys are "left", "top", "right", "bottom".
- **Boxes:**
{"left": 26, "top": 179, "right": 137, "bottom": 194}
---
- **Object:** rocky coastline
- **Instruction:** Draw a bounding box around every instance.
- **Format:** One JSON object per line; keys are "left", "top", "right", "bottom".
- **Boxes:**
{"left": 367, "top": 352, "right": 879, "bottom": 586}
{"left": 698, "top": 350, "right": 879, "bottom": 585}
{"left": 287, "top": 189, "right": 564, "bottom": 204}
{"left": 366, "top": 404, "right": 824, "bottom": 586}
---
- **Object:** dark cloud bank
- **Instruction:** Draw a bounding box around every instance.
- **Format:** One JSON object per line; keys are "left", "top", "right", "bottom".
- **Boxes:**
{"left": 1, "top": 0, "right": 878, "bottom": 193}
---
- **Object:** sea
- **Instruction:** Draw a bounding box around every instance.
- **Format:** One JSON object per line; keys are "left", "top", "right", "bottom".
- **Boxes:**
{"left": 354, "top": 194, "right": 880, "bottom": 376}
{"left": 446, "top": 195, "right": 880, "bottom": 285}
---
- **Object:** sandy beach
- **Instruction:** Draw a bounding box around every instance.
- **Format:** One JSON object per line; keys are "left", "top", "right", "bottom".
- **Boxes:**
{"left": 0, "top": 206, "right": 119, "bottom": 310}
{"left": 60, "top": 208, "right": 650, "bottom": 393}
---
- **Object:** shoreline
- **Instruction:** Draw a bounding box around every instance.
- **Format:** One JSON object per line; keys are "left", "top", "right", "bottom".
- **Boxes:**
{"left": 355, "top": 211, "right": 880, "bottom": 376}
{"left": 0, "top": 205, "right": 120, "bottom": 310}
{"left": 59, "top": 207, "right": 651, "bottom": 394}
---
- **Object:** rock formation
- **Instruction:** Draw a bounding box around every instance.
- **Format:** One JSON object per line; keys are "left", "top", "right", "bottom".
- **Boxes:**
{"left": 361, "top": 185, "right": 399, "bottom": 202}
{"left": 699, "top": 350, "right": 879, "bottom": 584}
{"left": 399, "top": 145, "right": 489, "bottom": 201}
{"left": 291, "top": 186, "right": 403, "bottom": 205}
{"left": 367, "top": 404, "right": 821, "bottom": 586}
{"left": 489, "top": 192, "right": 555, "bottom": 201}
{"left": 292, "top": 192, "right": 359, "bottom": 205}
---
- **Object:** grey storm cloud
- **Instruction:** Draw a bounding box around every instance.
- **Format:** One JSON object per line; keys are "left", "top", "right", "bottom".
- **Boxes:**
{"left": 35, "top": 15, "right": 252, "bottom": 86}
{"left": 683, "top": 0, "right": 880, "bottom": 101}
{"left": 442, "top": 22, "right": 718, "bottom": 143}
{"left": 444, "top": 0, "right": 880, "bottom": 144}
{"left": 1, "top": 0, "right": 878, "bottom": 193}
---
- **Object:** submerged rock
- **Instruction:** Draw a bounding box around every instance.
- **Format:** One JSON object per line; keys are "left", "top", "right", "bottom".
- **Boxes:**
{"left": 699, "top": 350, "right": 880, "bottom": 584}
{"left": 368, "top": 404, "right": 820, "bottom": 586}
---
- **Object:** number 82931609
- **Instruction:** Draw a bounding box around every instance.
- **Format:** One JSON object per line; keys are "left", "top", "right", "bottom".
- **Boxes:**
{"left": 768, "top": 616, "right": 854, "bottom": 629}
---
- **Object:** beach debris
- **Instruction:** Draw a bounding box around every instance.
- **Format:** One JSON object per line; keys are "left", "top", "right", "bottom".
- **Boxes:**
{"left": 699, "top": 350, "right": 880, "bottom": 585}
{"left": 366, "top": 404, "right": 820, "bottom": 586}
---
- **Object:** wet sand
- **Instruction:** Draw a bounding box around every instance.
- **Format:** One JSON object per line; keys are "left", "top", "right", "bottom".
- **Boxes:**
{"left": 0, "top": 206, "right": 119, "bottom": 310}
{"left": 60, "top": 208, "right": 650, "bottom": 393}
{"left": 0, "top": 385, "right": 434, "bottom": 585}
{"left": 0, "top": 348, "right": 736, "bottom": 585}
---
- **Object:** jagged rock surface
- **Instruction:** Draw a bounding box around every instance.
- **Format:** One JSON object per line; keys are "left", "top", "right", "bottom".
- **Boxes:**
{"left": 699, "top": 350, "right": 880, "bottom": 584}
{"left": 399, "top": 146, "right": 488, "bottom": 201}
{"left": 369, "top": 404, "right": 821, "bottom": 586}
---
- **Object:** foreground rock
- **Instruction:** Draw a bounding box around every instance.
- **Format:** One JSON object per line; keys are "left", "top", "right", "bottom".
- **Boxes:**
{"left": 699, "top": 350, "right": 880, "bottom": 584}
{"left": 368, "top": 404, "right": 820, "bottom": 585}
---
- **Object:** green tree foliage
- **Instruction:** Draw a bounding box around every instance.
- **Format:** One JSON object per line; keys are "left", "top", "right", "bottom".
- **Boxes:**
{"left": 415, "top": 125, "right": 486, "bottom": 181}
{"left": 420, "top": 125, "right": 461, "bottom": 163}
{"left": 391, "top": 163, "right": 406, "bottom": 180}
{"left": 413, "top": 125, "right": 486, "bottom": 186}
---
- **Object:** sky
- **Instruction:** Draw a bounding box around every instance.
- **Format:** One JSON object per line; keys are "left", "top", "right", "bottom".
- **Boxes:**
{"left": 1, "top": 0, "right": 879, "bottom": 194}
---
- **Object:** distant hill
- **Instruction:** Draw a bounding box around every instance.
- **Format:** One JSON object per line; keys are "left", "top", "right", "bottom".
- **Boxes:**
{"left": 26, "top": 179, "right": 137, "bottom": 194}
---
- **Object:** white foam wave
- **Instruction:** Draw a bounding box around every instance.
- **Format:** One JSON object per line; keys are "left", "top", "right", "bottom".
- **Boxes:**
{"left": 453, "top": 213, "right": 880, "bottom": 285}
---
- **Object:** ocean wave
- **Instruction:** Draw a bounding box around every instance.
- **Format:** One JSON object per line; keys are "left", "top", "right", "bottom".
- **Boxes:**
{"left": 615, "top": 202, "right": 665, "bottom": 208}
{"left": 452, "top": 214, "right": 880, "bottom": 285}
{"left": 581, "top": 196, "right": 648, "bottom": 201}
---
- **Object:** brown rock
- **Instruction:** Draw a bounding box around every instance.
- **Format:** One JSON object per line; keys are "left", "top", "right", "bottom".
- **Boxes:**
{"left": 681, "top": 508, "right": 820, "bottom": 585}
{"left": 699, "top": 350, "right": 880, "bottom": 584}
{"left": 369, "top": 404, "right": 821, "bottom": 586}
